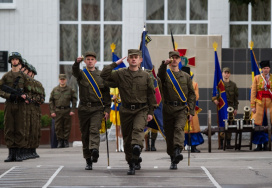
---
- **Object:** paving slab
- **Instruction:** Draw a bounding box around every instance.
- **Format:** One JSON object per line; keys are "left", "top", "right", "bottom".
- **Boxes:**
{"left": 0, "top": 140, "right": 271, "bottom": 188}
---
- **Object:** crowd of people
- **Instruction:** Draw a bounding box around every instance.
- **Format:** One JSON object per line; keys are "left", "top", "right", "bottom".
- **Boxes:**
{"left": 0, "top": 52, "right": 45, "bottom": 162}
{"left": 1, "top": 50, "right": 271, "bottom": 175}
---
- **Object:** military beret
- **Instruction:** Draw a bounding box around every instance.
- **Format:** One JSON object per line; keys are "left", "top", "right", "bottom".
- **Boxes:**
{"left": 260, "top": 60, "right": 270, "bottom": 68}
{"left": 84, "top": 51, "right": 96, "bottom": 58}
{"left": 169, "top": 51, "right": 180, "bottom": 58}
{"left": 128, "top": 49, "right": 142, "bottom": 56}
{"left": 222, "top": 67, "right": 231, "bottom": 73}
{"left": 59, "top": 74, "right": 67, "bottom": 79}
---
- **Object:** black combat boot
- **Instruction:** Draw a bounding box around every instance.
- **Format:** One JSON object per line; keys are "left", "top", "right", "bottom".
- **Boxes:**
{"left": 64, "top": 140, "right": 69, "bottom": 148}
{"left": 127, "top": 162, "right": 135, "bottom": 175}
{"left": 170, "top": 156, "right": 177, "bottom": 170}
{"left": 24, "top": 148, "right": 31, "bottom": 159}
{"left": 15, "top": 148, "right": 23, "bottom": 162}
{"left": 254, "top": 144, "right": 262, "bottom": 151}
{"left": 57, "top": 140, "right": 64, "bottom": 148}
{"left": 133, "top": 145, "right": 141, "bottom": 157}
{"left": 20, "top": 148, "right": 26, "bottom": 160}
{"left": 28, "top": 148, "right": 35, "bottom": 159}
{"left": 33, "top": 148, "right": 40, "bottom": 158}
{"left": 191, "top": 146, "right": 200, "bottom": 153}
{"left": 135, "top": 157, "right": 142, "bottom": 170}
{"left": 91, "top": 149, "right": 99, "bottom": 163}
{"left": 151, "top": 139, "right": 156, "bottom": 151}
{"left": 172, "top": 147, "right": 183, "bottom": 164}
{"left": 4, "top": 148, "right": 15, "bottom": 162}
{"left": 263, "top": 142, "right": 268, "bottom": 151}
{"left": 85, "top": 158, "right": 92, "bottom": 170}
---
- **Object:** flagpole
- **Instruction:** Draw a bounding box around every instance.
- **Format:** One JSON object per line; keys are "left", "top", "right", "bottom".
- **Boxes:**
{"left": 114, "top": 98, "right": 119, "bottom": 152}
{"left": 188, "top": 115, "right": 191, "bottom": 166}
{"left": 105, "top": 118, "right": 111, "bottom": 169}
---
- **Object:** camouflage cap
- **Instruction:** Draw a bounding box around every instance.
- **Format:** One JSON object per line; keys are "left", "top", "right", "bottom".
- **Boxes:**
{"left": 28, "top": 64, "right": 34, "bottom": 72}
{"left": 222, "top": 67, "right": 231, "bottom": 73}
{"left": 169, "top": 51, "right": 180, "bottom": 58}
{"left": 128, "top": 49, "right": 142, "bottom": 56}
{"left": 24, "top": 62, "right": 30, "bottom": 70}
{"left": 84, "top": 51, "right": 96, "bottom": 58}
{"left": 8, "top": 52, "right": 23, "bottom": 63}
{"left": 59, "top": 74, "right": 67, "bottom": 79}
{"left": 22, "top": 58, "right": 27, "bottom": 66}
{"left": 260, "top": 60, "right": 270, "bottom": 68}
{"left": 32, "top": 66, "right": 37, "bottom": 75}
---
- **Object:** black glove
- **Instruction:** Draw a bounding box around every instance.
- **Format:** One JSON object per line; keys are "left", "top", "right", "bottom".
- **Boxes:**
{"left": 10, "top": 94, "right": 17, "bottom": 101}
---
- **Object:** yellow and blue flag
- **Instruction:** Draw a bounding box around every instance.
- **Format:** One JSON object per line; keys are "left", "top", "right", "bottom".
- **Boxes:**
{"left": 140, "top": 28, "right": 165, "bottom": 138}
{"left": 212, "top": 46, "right": 228, "bottom": 127}
{"left": 250, "top": 44, "right": 260, "bottom": 81}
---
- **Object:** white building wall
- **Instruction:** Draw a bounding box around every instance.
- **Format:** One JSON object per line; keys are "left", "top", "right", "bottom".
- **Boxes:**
{"left": 122, "top": 0, "right": 145, "bottom": 60}
{"left": 0, "top": 0, "right": 59, "bottom": 102}
{"left": 208, "top": 0, "right": 230, "bottom": 48}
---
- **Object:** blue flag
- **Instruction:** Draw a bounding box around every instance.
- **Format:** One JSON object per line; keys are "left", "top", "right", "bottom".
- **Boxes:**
{"left": 212, "top": 51, "right": 228, "bottom": 127}
{"left": 140, "top": 30, "right": 165, "bottom": 138}
{"left": 112, "top": 52, "right": 126, "bottom": 70}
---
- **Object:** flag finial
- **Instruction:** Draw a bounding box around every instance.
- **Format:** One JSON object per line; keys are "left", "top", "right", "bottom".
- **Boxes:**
{"left": 213, "top": 42, "right": 218, "bottom": 51}
{"left": 249, "top": 41, "right": 254, "bottom": 50}
{"left": 110, "top": 43, "right": 116, "bottom": 53}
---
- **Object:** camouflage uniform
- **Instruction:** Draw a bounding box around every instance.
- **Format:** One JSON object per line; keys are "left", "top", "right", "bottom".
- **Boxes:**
{"left": 0, "top": 52, "right": 31, "bottom": 162}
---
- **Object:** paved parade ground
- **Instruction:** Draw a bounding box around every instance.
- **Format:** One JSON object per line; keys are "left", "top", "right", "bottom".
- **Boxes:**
{"left": 0, "top": 140, "right": 272, "bottom": 188}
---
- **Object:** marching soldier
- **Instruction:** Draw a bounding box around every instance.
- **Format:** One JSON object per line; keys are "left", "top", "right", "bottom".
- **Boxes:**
{"left": 157, "top": 51, "right": 196, "bottom": 170}
{"left": 0, "top": 52, "right": 31, "bottom": 162}
{"left": 251, "top": 60, "right": 271, "bottom": 151}
{"left": 73, "top": 52, "right": 111, "bottom": 170}
{"left": 101, "top": 49, "right": 157, "bottom": 175}
{"left": 212, "top": 67, "right": 239, "bottom": 149}
{"left": 49, "top": 74, "right": 77, "bottom": 148}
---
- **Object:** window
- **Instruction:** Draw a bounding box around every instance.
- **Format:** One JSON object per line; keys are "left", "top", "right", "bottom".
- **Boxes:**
{"left": 145, "top": 0, "right": 208, "bottom": 35}
{"left": 59, "top": 0, "right": 123, "bottom": 90}
{"left": 0, "top": 0, "right": 16, "bottom": 9}
{"left": 230, "top": 0, "right": 272, "bottom": 48}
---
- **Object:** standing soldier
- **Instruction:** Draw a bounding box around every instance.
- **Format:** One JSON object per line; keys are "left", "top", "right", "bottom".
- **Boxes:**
{"left": 30, "top": 65, "right": 45, "bottom": 157}
{"left": 101, "top": 49, "right": 157, "bottom": 175}
{"left": 49, "top": 74, "right": 77, "bottom": 148}
{"left": 251, "top": 60, "right": 271, "bottom": 151}
{"left": 0, "top": 52, "right": 30, "bottom": 162}
{"left": 212, "top": 67, "right": 239, "bottom": 149}
{"left": 73, "top": 52, "right": 111, "bottom": 170}
{"left": 157, "top": 51, "right": 196, "bottom": 170}
{"left": 19, "top": 59, "right": 33, "bottom": 160}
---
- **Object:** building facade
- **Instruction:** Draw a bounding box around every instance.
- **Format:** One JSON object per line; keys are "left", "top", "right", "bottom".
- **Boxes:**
{"left": 0, "top": 0, "right": 272, "bottom": 125}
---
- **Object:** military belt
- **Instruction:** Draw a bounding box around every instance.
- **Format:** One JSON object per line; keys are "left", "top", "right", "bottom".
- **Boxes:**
{"left": 80, "top": 101, "right": 102, "bottom": 107}
{"left": 56, "top": 106, "right": 70, "bottom": 110}
{"left": 122, "top": 103, "right": 147, "bottom": 110}
{"left": 165, "top": 101, "right": 185, "bottom": 107}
